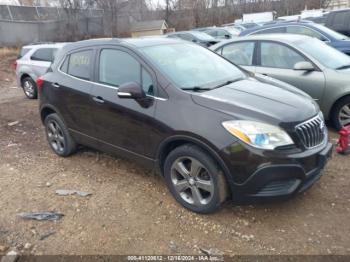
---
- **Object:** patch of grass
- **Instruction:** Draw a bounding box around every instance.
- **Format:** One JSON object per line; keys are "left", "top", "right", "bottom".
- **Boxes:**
{"left": 0, "top": 47, "right": 19, "bottom": 58}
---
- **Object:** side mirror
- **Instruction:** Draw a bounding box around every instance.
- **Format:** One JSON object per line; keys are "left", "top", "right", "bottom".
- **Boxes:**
{"left": 117, "top": 82, "right": 146, "bottom": 99}
{"left": 293, "top": 61, "right": 315, "bottom": 71}
{"left": 225, "top": 34, "right": 231, "bottom": 39}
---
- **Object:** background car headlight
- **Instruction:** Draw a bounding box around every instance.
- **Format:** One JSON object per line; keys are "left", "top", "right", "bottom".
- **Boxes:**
{"left": 222, "top": 120, "right": 294, "bottom": 150}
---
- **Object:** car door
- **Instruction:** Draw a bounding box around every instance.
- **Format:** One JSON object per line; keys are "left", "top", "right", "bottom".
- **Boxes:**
{"left": 90, "top": 46, "right": 159, "bottom": 159}
{"left": 30, "top": 48, "right": 57, "bottom": 77}
{"left": 255, "top": 41, "right": 325, "bottom": 101}
{"left": 217, "top": 41, "right": 257, "bottom": 73}
{"left": 52, "top": 49, "right": 96, "bottom": 136}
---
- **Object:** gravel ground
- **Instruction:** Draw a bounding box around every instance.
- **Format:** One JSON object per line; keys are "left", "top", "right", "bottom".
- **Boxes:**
{"left": 0, "top": 52, "right": 350, "bottom": 256}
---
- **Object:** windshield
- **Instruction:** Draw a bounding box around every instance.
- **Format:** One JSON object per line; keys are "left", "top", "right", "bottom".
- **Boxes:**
{"left": 295, "top": 38, "right": 350, "bottom": 69}
{"left": 141, "top": 43, "right": 245, "bottom": 89}
{"left": 190, "top": 31, "right": 216, "bottom": 41}
{"left": 313, "top": 24, "right": 349, "bottom": 40}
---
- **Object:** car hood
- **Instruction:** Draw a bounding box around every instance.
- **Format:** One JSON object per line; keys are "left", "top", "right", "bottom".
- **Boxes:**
{"left": 191, "top": 79, "right": 319, "bottom": 127}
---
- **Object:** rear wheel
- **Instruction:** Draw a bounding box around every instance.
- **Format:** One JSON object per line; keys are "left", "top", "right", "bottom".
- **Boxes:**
{"left": 331, "top": 96, "right": 350, "bottom": 130}
{"left": 21, "top": 77, "right": 37, "bottom": 99}
{"left": 44, "top": 113, "right": 77, "bottom": 157}
{"left": 164, "top": 144, "right": 228, "bottom": 214}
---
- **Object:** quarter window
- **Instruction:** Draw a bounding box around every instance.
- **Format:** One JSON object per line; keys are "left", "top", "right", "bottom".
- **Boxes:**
{"left": 67, "top": 50, "right": 92, "bottom": 80}
{"left": 260, "top": 42, "right": 306, "bottom": 69}
{"left": 99, "top": 49, "right": 154, "bottom": 95}
{"left": 222, "top": 42, "right": 255, "bottom": 66}
{"left": 31, "top": 48, "right": 57, "bottom": 62}
{"left": 60, "top": 56, "right": 69, "bottom": 73}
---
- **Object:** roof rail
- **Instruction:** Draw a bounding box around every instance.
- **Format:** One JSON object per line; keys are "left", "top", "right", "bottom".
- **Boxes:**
{"left": 27, "top": 41, "right": 56, "bottom": 45}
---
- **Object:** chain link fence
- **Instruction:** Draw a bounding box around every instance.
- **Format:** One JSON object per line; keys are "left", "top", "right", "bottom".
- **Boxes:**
{"left": 0, "top": 5, "right": 106, "bottom": 46}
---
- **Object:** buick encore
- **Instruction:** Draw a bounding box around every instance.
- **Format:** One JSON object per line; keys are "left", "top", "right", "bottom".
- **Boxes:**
{"left": 38, "top": 38, "right": 332, "bottom": 213}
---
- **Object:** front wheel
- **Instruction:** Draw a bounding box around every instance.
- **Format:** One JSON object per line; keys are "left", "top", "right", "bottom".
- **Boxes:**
{"left": 164, "top": 144, "right": 229, "bottom": 214}
{"left": 44, "top": 113, "right": 77, "bottom": 157}
{"left": 331, "top": 96, "right": 350, "bottom": 130}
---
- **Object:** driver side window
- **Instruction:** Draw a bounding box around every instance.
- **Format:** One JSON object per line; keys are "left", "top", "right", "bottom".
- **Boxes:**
{"left": 99, "top": 49, "right": 155, "bottom": 95}
{"left": 260, "top": 42, "right": 306, "bottom": 69}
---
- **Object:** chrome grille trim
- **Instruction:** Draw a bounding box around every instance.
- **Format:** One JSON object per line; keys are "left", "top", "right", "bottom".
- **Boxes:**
{"left": 296, "top": 115, "right": 326, "bottom": 149}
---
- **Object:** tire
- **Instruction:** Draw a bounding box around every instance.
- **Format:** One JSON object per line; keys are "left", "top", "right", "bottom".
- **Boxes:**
{"left": 331, "top": 96, "right": 350, "bottom": 130}
{"left": 44, "top": 113, "right": 77, "bottom": 157}
{"left": 21, "top": 77, "right": 37, "bottom": 99}
{"left": 164, "top": 144, "right": 229, "bottom": 214}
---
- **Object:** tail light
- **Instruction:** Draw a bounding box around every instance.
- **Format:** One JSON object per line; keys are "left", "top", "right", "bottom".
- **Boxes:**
{"left": 36, "top": 76, "right": 45, "bottom": 91}
{"left": 12, "top": 61, "right": 17, "bottom": 70}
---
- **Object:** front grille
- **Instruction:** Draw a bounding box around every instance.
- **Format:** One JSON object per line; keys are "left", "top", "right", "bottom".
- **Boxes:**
{"left": 296, "top": 115, "right": 326, "bottom": 149}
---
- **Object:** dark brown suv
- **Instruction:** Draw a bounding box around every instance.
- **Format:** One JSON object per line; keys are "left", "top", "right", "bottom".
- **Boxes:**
{"left": 38, "top": 38, "right": 332, "bottom": 213}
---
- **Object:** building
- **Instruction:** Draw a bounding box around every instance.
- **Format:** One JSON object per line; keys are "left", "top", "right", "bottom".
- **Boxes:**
{"left": 131, "top": 20, "right": 168, "bottom": 37}
{"left": 328, "top": 0, "right": 350, "bottom": 10}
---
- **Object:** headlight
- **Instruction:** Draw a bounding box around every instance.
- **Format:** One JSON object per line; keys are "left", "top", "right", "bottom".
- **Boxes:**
{"left": 222, "top": 120, "right": 294, "bottom": 150}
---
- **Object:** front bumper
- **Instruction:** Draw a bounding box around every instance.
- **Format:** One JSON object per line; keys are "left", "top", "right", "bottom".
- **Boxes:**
{"left": 221, "top": 142, "right": 333, "bottom": 203}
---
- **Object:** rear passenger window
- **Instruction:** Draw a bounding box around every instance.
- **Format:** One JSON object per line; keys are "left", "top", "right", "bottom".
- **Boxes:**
{"left": 68, "top": 50, "right": 92, "bottom": 80}
{"left": 31, "top": 48, "right": 56, "bottom": 62}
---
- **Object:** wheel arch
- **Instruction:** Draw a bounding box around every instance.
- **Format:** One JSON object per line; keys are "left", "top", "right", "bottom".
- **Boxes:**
{"left": 329, "top": 93, "right": 350, "bottom": 120}
{"left": 20, "top": 73, "right": 32, "bottom": 84}
{"left": 40, "top": 104, "right": 64, "bottom": 124}
{"left": 156, "top": 135, "right": 233, "bottom": 183}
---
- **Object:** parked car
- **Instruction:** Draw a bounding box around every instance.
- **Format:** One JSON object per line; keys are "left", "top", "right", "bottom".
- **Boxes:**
{"left": 240, "top": 21, "right": 350, "bottom": 55}
{"left": 38, "top": 38, "right": 332, "bottom": 213}
{"left": 167, "top": 31, "right": 219, "bottom": 47}
{"left": 240, "top": 22, "right": 261, "bottom": 29}
{"left": 15, "top": 43, "right": 66, "bottom": 99}
{"left": 211, "top": 34, "right": 350, "bottom": 129}
{"left": 205, "top": 27, "right": 240, "bottom": 39}
{"left": 191, "top": 27, "right": 214, "bottom": 32}
{"left": 325, "top": 9, "right": 350, "bottom": 37}
{"left": 305, "top": 14, "right": 328, "bottom": 25}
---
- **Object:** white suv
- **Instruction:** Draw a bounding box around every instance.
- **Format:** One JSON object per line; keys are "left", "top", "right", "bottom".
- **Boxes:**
{"left": 15, "top": 43, "right": 67, "bottom": 99}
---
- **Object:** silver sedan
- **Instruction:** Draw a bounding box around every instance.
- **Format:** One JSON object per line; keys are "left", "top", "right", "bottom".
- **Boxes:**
{"left": 210, "top": 34, "right": 350, "bottom": 129}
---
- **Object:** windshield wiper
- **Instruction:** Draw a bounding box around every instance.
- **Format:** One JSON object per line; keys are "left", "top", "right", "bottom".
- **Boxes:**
{"left": 336, "top": 64, "right": 350, "bottom": 70}
{"left": 182, "top": 86, "right": 212, "bottom": 92}
{"left": 210, "top": 78, "right": 243, "bottom": 90}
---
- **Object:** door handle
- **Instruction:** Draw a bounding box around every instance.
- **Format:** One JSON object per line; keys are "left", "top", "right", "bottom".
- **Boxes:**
{"left": 52, "top": 83, "right": 60, "bottom": 88}
{"left": 92, "top": 96, "right": 105, "bottom": 104}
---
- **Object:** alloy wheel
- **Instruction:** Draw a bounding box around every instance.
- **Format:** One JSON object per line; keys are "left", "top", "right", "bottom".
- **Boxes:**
{"left": 170, "top": 157, "right": 214, "bottom": 207}
{"left": 339, "top": 103, "right": 350, "bottom": 127}
{"left": 23, "top": 80, "right": 35, "bottom": 97}
{"left": 46, "top": 120, "right": 65, "bottom": 154}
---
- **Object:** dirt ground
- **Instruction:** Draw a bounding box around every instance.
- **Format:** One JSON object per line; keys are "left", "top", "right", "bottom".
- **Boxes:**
{"left": 0, "top": 51, "right": 350, "bottom": 256}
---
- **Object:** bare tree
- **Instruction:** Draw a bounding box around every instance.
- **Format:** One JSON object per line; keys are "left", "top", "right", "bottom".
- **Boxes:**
{"left": 96, "top": 0, "right": 124, "bottom": 37}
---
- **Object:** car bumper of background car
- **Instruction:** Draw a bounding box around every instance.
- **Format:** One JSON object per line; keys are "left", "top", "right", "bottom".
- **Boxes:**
{"left": 221, "top": 142, "right": 333, "bottom": 203}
